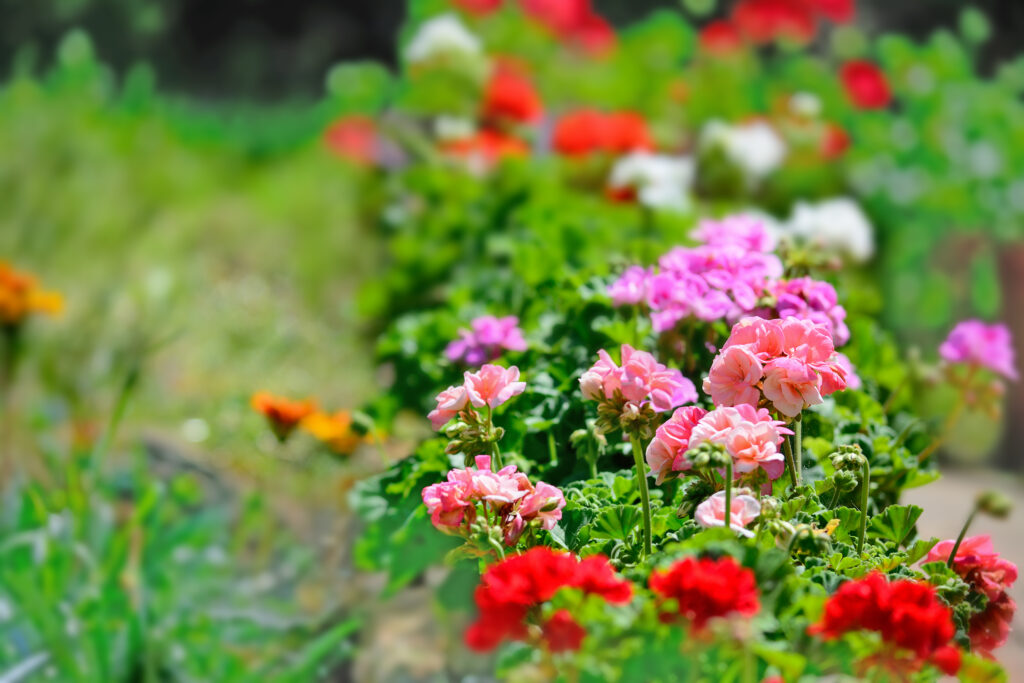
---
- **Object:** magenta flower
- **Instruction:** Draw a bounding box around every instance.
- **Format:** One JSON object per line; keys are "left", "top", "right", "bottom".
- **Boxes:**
{"left": 939, "top": 320, "right": 1018, "bottom": 381}
{"left": 608, "top": 266, "right": 653, "bottom": 307}
{"left": 645, "top": 406, "right": 708, "bottom": 484}
{"left": 580, "top": 344, "right": 697, "bottom": 412}
{"left": 694, "top": 490, "right": 762, "bottom": 536}
{"left": 446, "top": 315, "right": 528, "bottom": 366}
{"left": 691, "top": 215, "right": 777, "bottom": 253}
{"left": 766, "top": 277, "right": 849, "bottom": 347}
{"left": 464, "top": 364, "right": 527, "bottom": 409}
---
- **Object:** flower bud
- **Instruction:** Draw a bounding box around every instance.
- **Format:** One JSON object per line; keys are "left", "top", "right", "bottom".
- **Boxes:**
{"left": 833, "top": 470, "right": 859, "bottom": 494}
{"left": 830, "top": 444, "right": 866, "bottom": 472}
{"left": 976, "top": 490, "right": 1012, "bottom": 519}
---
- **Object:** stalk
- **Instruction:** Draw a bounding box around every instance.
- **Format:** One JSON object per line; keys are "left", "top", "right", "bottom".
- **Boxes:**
{"left": 793, "top": 414, "right": 803, "bottom": 481}
{"left": 782, "top": 436, "right": 798, "bottom": 489}
{"left": 856, "top": 458, "right": 871, "bottom": 555}
{"left": 485, "top": 404, "right": 503, "bottom": 470}
{"left": 723, "top": 457, "right": 733, "bottom": 535}
{"left": 946, "top": 506, "right": 979, "bottom": 568}
{"left": 630, "top": 434, "right": 653, "bottom": 558}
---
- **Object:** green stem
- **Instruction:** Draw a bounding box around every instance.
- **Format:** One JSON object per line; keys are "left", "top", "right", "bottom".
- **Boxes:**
{"left": 857, "top": 458, "right": 871, "bottom": 555}
{"left": 92, "top": 362, "right": 140, "bottom": 463}
{"left": 782, "top": 436, "right": 798, "bottom": 489}
{"left": 793, "top": 415, "right": 802, "bottom": 482}
{"left": 723, "top": 457, "right": 733, "bottom": 535}
{"left": 947, "top": 507, "right": 979, "bottom": 568}
{"left": 485, "top": 404, "right": 503, "bottom": 470}
{"left": 630, "top": 434, "right": 653, "bottom": 559}
{"left": 547, "top": 431, "right": 557, "bottom": 465}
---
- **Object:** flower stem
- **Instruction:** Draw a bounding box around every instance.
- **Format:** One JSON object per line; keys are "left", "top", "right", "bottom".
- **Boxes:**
{"left": 723, "top": 457, "right": 733, "bottom": 535}
{"left": 793, "top": 414, "right": 803, "bottom": 481}
{"left": 485, "top": 404, "right": 503, "bottom": 470}
{"left": 857, "top": 458, "right": 870, "bottom": 555}
{"left": 783, "top": 436, "right": 798, "bottom": 489}
{"left": 630, "top": 434, "right": 653, "bottom": 558}
{"left": 947, "top": 506, "right": 979, "bottom": 568}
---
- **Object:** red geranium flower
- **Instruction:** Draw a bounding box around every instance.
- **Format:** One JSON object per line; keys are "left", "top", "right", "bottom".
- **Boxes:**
{"left": 324, "top": 116, "right": 378, "bottom": 165}
{"left": 733, "top": 0, "right": 816, "bottom": 45}
{"left": 519, "top": 0, "right": 616, "bottom": 55}
{"left": 820, "top": 122, "right": 851, "bottom": 159}
{"left": 840, "top": 60, "right": 892, "bottom": 109}
{"left": 482, "top": 62, "right": 543, "bottom": 123}
{"left": 969, "top": 592, "right": 1017, "bottom": 657}
{"left": 552, "top": 109, "right": 652, "bottom": 156}
{"left": 464, "top": 548, "right": 632, "bottom": 652}
{"left": 810, "top": 572, "right": 961, "bottom": 675}
{"left": 699, "top": 20, "right": 745, "bottom": 55}
{"left": 454, "top": 0, "right": 503, "bottom": 14}
{"left": 649, "top": 556, "right": 760, "bottom": 629}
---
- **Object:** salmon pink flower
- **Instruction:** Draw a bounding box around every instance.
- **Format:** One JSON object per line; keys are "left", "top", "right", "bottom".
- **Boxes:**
{"left": 581, "top": 345, "right": 697, "bottom": 415}
{"left": 464, "top": 364, "right": 527, "bottom": 408}
{"left": 689, "top": 405, "right": 789, "bottom": 479}
{"left": 695, "top": 490, "right": 762, "bottom": 536}
{"left": 516, "top": 481, "right": 566, "bottom": 530}
{"left": 645, "top": 406, "right": 708, "bottom": 484}
{"left": 762, "top": 357, "right": 823, "bottom": 417}
{"left": 939, "top": 320, "right": 1018, "bottom": 381}
{"left": 926, "top": 535, "right": 1018, "bottom": 602}
{"left": 704, "top": 345, "right": 763, "bottom": 407}
{"left": 428, "top": 384, "right": 470, "bottom": 430}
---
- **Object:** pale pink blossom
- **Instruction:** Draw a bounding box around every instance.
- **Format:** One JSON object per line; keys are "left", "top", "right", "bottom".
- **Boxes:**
{"left": 689, "top": 405, "right": 789, "bottom": 479}
{"left": 695, "top": 490, "right": 762, "bottom": 537}
{"left": 703, "top": 345, "right": 762, "bottom": 407}
{"left": 645, "top": 406, "right": 708, "bottom": 484}
{"left": 580, "top": 345, "right": 696, "bottom": 412}
{"left": 762, "top": 357, "right": 823, "bottom": 418}
{"left": 608, "top": 266, "right": 652, "bottom": 307}
{"left": 939, "top": 320, "right": 1018, "bottom": 381}
{"left": 428, "top": 384, "right": 469, "bottom": 430}
{"left": 834, "top": 353, "right": 861, "bottom": 390}
{"left": 422, "top": 479, "right": 473, "bottom": 528}
{"left": 516, "top": 481, "right": 566, "bottom": 530}
{"left": 464, "top": 364, "right": 527, "bottom": 408}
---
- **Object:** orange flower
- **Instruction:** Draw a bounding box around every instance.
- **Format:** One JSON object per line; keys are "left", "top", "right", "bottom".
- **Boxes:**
{"left": 300, "top": 410, "right": 362, "bottom": 455}
{"left": 0, "top": 262, "right": 64, "bottom": 326}
{"left": 251, "top": 391, "right": 318, "bottom": 441}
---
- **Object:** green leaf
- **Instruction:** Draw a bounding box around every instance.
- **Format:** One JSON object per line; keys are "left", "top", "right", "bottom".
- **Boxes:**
{"left": 591, "top": 505, "right": 643, "bottom": 542}
{"left": 869, "top": 504, "right": 922, "bottom": 545}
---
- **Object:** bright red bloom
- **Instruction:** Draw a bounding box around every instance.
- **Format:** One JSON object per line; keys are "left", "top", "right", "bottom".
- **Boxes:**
{"left": 519, "top": 0, "right": 616, "bottom": 55}
{"left": 699, "top": 20, "right": 745, "bottom": 55}
{"left": 552, "top": 109, "right": 652, "bottom": 156}
{"left": 733, "top": 0, "right": 816, "bottom": 45}
{"left": 810, "top": 573, "right": 960, "bottom": 675}
{"left": 454, "top": 0, "right": 503, "bottom": 14}
{"left": 571, "top": 11, "right": 616, "bottom": 55}
{"left": 840, "top": 61, "right": 892, "bottom": 110}
{"left": 324, "top": 116, "right": 378, "bottom": 165}
{"left": 482, "top": 62, "right": 543, "bottom": 123}
{"left": 465, "top": 548, "right": 632, "bottom": 652}
{"left": 649, "top": 556, "right": 760, "bottom": 630}
{"left": 542, "top": 610, "right": 587, "bottom": 652}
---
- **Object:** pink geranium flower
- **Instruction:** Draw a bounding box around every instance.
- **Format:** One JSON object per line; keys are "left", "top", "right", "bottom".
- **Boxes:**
{"left": 446, "top": 315, "right": 528, "bottom": 366}
{"left": 689, "top": 405, "right": 789, "bottom": 479}
{"left": 939, "top": 320, "right": 1018, "bottom": 381}
{"left": 465, "top": 364, "right": 527, "bottom": 409}
{"left": 704, "top": 345, "right": 763, "bottom": 407}
{"left": 608, "top": 266, "right": 652, "bottom": 307}
{"left": 428, "top": 384, "right": 469, "bottom": 430}
{"left": 645, "top": 406, "right": 708, "bottom": 484}
{"left": 925, "top": 535, "right": 1018, "bottom": 602}
{"left": 762, "top": 357, "right": 823, "bottom": 418}
{"left": 695, "top": 490, "right": 762, "bottom": 536}
{"left": 580, "top": 344, "right": 697, "bottom": 412}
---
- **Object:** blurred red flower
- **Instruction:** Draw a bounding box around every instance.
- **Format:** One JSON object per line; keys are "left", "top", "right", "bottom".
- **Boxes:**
{"left": 820, "top": 122, "right": 851, "bottom": 158}
{"left": 519, "top": 0, "right": 616, "bottom": 54}
{"left": 541, "top": 610, "right": 587, "bottom": 652}
{"left": 649, "top": 556, "right": 760, "bottom": 629}
{"left": 553, "top": 109, "right": 652, "bottom": 156}
{"left": 699, "top": 20, "right": 745, "bottom": 55}
{"left": 442, "top": 129, "right": 530, "bottom": 166}
{"left": 840, "top": 61, "right": 892, "bottom": 109}
{"left": 733, "top": 0, "right": 816, "bottom": 45}
{"left": 324, "top": 116, "right": 378, "bottom": 165}
{"left": 482, "top": 62, "right": 543, "bottom": 123}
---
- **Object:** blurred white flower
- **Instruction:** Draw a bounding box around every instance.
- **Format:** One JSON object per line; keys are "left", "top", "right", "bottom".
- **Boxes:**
{"left": 434, "top": 115, "right": 476, "bottom": 141}
{"left": 789, "top": 92, "right": 822, "bottom": 118}
{"left": 785, "top": 197, "right": 875, "bottom": 263}
{"left": 608, "top": 152, "right": 695, "bottom": 212}
{"left": 405, "top": 14, "right": 482, "bottom": 64}
{"left": 701, "top": 120, "right": 787, "bottom": 184}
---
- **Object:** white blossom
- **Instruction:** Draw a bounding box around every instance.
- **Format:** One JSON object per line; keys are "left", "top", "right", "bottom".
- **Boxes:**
{"left": 608, "top": 153, "right": 695, "bottom": 212}
{"left": 785, "top": 197, "right": 875, "bottom": 263}
{"left": 405, "top": 14, "right": 482, "bottom": 64}
{"left": 701, "top": 119, "right": 787, "bottom": 184}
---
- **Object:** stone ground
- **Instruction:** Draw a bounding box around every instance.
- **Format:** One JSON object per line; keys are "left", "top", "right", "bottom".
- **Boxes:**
{"left": 905, "top": 468, "right": 1024, "bottom": 681}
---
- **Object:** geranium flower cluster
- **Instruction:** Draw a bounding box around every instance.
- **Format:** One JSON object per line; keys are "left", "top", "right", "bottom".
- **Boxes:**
{"left": 761, "top": 277, "right": 849, "bottom": 347}
{"left": 650, "top": 556, "right": 760, "bottom": 629}
{"left": 552, "top": 109, "right": 652, "bottom": 157}
{"left": 428, "top": 364, "right": 526, "bottom": 430}
{"left": 607, "top": 216, "right": 783, "bottom": 332}
{"left": 456, "top": 0, "right": 616, "bottom": 55}
{"left": 0, "top": 261, "right": 63, "bottom": 327}
{"left": 925, "top": 535, "right": 1018, "bottom": 656}
{"left": 580, "top": 344, "right": 696, "bottom": 435}
{"left": 939, "top": 319, "right": 1018, "bottom": 381}
{"left": 704, "top": 317, "right": 848, "bottom": 417}
{"left": 481, "top": 61, "right": 542, "bottom": 124}
{"left": 422, "top": 455, "right": 565, "bottom": 545}
{"left": 445, "top": 315, "right": 528, "bottom": 366}
{"left": 698, "top": 0, "right": 854, "bottom": 53}
{"left": 464, "top": 547, "right": 633, "bottom": 652}
{"left": 645, "top": 404, "right": 791, "bottom": 484}
{"left": 809, "top": 572, "right": 961, "bottom": 676}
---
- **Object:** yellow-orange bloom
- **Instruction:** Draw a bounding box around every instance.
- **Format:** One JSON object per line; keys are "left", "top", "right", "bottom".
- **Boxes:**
{"left": 0, "top": 262, "right": 64, "bottom": 326}
{"left": 300, "top": 410, "right": 362, "bottom": 455}
{"left": 251, "top": 391, "right": 318, "bottom": 441}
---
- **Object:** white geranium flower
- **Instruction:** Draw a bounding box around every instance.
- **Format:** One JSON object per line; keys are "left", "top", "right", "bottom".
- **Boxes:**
{"left": 785, "top": 197, "right": 875, "bottom": 263}
{"left": 405, "top": 14, "right": 482, "bottom": 64}
{"left": 608, "top": 153, "right": 695, "bottom": 212}
{"left": 701, "top": 119, "right": 787, "bottom": 184}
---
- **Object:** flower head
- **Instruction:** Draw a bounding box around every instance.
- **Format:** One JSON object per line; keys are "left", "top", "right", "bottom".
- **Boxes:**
{"left": 694, "top": 490, "right": 762, "bottom": 536}
{"left": 446, "top": 315, "right": 528, "bottom": 365}
{"left": 645, "top": 406, "right": 709, "bottom": 484}
{"left": 581, "top": 345, "right": 697, "bottom": 416}
{"left": 649, "top": 556, "right": 760, "bottom": 629}
{"left": 553, "top": 110, "right": 652, "bottom": 157}
{"left": 840, "top": 60, "right": 891, "bottom": 110}
{"left": 300, "top": 410, "right": 362, "bottom": 455}
{"left": 939, "top": 320, "right": 1018, "bottom": 381}
{"left": 405, "top": 14, "right": 482, "bottom": 64}
{"left": 0, "top": 262, "right": 63, "bottom": 326}
{"left": 482, "top": 61, "right": 543, "bottom": 123}
{"left": 464, "top": 364, "right": 527, "bottom": 408}
{"left": 428, "top": 384, "right": 470, "bottom": 430}
{"left": 251, "top": 392, "right": 318, "bottom": 441}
